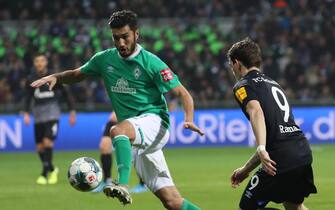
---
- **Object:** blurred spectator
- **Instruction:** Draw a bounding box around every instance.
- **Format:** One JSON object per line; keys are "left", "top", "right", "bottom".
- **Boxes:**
{"left": 0, "top": 0, "right": 334, "bottom": 109}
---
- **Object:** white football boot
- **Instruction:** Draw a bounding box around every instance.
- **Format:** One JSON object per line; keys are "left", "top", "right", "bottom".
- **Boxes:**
{"left": 103, "top": 183, "right": 132, "bottom": 205}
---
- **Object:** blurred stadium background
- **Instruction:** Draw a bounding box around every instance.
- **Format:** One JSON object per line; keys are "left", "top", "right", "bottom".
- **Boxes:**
{"left": 0, "top": 0, "right": 335, "bottom": 209}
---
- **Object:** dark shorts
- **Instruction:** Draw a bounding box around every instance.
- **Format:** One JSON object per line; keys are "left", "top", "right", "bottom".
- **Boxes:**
{"left": 34, "top": 120, "right": 59, "bottom": 144}
{"left": 102, "top": 121, "right": 115, "bottom": 137}
{"left": 239, "top": 164, "right": 317, "bottom": 210}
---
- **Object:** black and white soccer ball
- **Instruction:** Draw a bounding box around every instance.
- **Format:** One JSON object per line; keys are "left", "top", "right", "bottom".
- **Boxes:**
{"left": 67, "top": 157, "right": 103, "bottom": 192}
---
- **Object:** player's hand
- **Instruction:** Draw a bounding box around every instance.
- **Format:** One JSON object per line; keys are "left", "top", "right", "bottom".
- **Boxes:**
{"left": 184, "top": 122, "right": 204, "bottom": 136}
{"left": 231, "top": 167, "right": 249, "bottom": 188}
{"left": 23, "top": 113, "right": 30, "bottom": 125}
{"left": 258, "top": 150, "right": 276, "bottom": 176}
{"left": 31, "top": 75, "right": 57, "bottom": 90}
{"left": 69, "top": 110, "right": 76, "bottom": 126}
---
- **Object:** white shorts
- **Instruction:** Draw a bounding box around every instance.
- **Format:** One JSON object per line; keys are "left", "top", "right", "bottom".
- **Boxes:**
{"left": 126, "top": 113, "right": 174, "bottom": 192}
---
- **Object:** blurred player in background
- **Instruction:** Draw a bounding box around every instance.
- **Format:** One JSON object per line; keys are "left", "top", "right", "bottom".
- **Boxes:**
{"left": 99, "top": 112, "right": 117, "bottom": 186}
{"left": 23, "top": 53, "right": 76, "bottom": 185}
{"left": 227, "top": 38, "right": 317, "bottom": 210}
{"left": 30, "top": 10, "right": 203, "bottom": 210}
{"left": 94, "top": 111, "right": 148, "bottom": 194}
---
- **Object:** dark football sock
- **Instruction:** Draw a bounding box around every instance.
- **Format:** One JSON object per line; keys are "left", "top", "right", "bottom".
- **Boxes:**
{"left": 38, "top": 150, "right": 48, "bottom": 177}
{"left": 44, "top": 147, "right": 54, "bottom": 172}
{"left": 101, "top": 153, "right": 112, "bottom": 180}
{"left": 139, "top": 178, "right": 145, "bottom": 185}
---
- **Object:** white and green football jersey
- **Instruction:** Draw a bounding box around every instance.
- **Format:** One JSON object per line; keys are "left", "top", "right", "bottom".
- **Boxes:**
{"left": 80, "top": 44, "right": 181, "bottom": 127}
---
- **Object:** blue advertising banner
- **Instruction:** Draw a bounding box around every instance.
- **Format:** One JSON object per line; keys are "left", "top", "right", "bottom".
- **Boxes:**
{"left": 0, "top": 107, "right": 334, "bottom": 152}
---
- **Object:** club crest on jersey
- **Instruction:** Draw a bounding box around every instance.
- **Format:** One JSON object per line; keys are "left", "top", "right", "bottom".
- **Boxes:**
{"left": 111, "top": 78, "right": 136, "bottom": 94}
{"left": 160, "top": 68, "right": 173, "bottom": 82}
{"left": 235, "top": 87, "right": 247, "bottom": 103}
{"left": 107, "top": 66, "right": 114, "bottom": 73}
{"left": 134, "top": 66, "right": 141, "bottom": 79}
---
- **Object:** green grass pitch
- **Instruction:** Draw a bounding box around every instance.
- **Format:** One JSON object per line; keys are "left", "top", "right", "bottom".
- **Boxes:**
{"left": 0, "top": 145, "right": 334, "bottom": 210}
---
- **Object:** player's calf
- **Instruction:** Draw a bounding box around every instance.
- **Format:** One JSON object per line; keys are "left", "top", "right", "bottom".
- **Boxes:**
{"left": 155, "top": 186, "right": 200, "bottom": 210}
{"left": 161, "top": 197, "right": 183, "bottom": 210}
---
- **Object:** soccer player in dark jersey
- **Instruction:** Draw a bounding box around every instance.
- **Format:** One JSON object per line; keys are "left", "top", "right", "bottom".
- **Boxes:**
{"left": 23, "top": 53, "right": 76, "bottom": 185}
{"left": 227, "top": 38, "right": 317, "bottom": 210}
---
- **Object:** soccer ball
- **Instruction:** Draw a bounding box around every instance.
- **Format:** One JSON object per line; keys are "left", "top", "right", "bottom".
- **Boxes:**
{"left": 67, "top": 157, "right": 103, "bottom": 192}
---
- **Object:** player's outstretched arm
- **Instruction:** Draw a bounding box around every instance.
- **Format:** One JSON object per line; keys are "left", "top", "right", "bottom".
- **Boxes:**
{"left": 246, "top": 100, "right": 277, "bottom": 176}
{"left": 31, "top": 68, "right": 87, "bottom": 90}
{"left": 171, "top": 85, "right": 204, "bottom": 136}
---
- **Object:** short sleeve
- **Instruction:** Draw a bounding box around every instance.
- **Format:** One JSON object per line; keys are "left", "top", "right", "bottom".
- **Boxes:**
{"left": 80, "top": 53, "right": 101, "bottom": 76}
{"left": 233, "top": 85, "right": 258, "bottom": 109}
{"left": 150, "top": 55, "right": 181, "bottom": 93}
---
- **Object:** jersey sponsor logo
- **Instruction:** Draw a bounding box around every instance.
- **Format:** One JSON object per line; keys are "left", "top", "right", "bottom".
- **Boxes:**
{"left": 235, "top": 87, "right": 247, "bottom": 103}
{"left": 111, "top": 78, "right": 136, "bottom": 94}
{"left": 160, "top": 68, "right": 173, "bottom": 82}
{"left": 133, "top": 66, "right": 141, "bottom": 79}
{"left": 34, "top": 88, "right": 55, "bottom": 99}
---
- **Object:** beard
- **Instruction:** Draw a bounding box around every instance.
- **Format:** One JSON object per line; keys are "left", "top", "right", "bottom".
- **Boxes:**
{"left": 118, "top": 37, "right": 136, "bottom": 58}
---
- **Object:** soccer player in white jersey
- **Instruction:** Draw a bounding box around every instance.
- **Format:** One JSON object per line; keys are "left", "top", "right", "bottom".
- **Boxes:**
{"left": 31, "top": 10, "right": 203, "bottom": 210}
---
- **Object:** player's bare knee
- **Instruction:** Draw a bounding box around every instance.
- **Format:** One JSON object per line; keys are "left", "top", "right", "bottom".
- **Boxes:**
{"left": 283, "top": 202, "right": 307, "bottom": 210}
{"left": 109, "top": 125, "right": 125, "bottom": 139}
{"left": 155, "top": 186, "right": 183, "bottom": 210}
{"left": 162, "top": 197, "right": 183, "bottom": 210}
{"left": 99, "top": 137, "right": 112, "bottom": 154}
{"left": 36, "top": 144, "right": 43, "bottom": 151}
{"left": 297, "top": 204, "right": 308, "bottom": 210}
{"left": 109, "top": 121, "right": 135, "bottom": 141}
{"left": 99, "top": 144, "right": 110, "bottom": 154}
{"left": 43, "top": 138, "right": 54, "bottom": 147}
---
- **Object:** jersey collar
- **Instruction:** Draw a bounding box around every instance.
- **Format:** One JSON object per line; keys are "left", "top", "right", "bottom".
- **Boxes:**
{"left": 244, "top": 69, "right": 259, "bottom": 78}
{"left": 118, "top": 44, "right": 142, "bottom": 60}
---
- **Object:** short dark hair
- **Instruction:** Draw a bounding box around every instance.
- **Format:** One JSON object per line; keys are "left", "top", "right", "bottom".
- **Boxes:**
{"left": 108, "top": 10, "right": 138, "bottom": 30}
{"left": 227, "top": 37, "right": 262, "bottom": 68}
{"left": 33, "top": 52, "right": 47, "bottom": 59}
